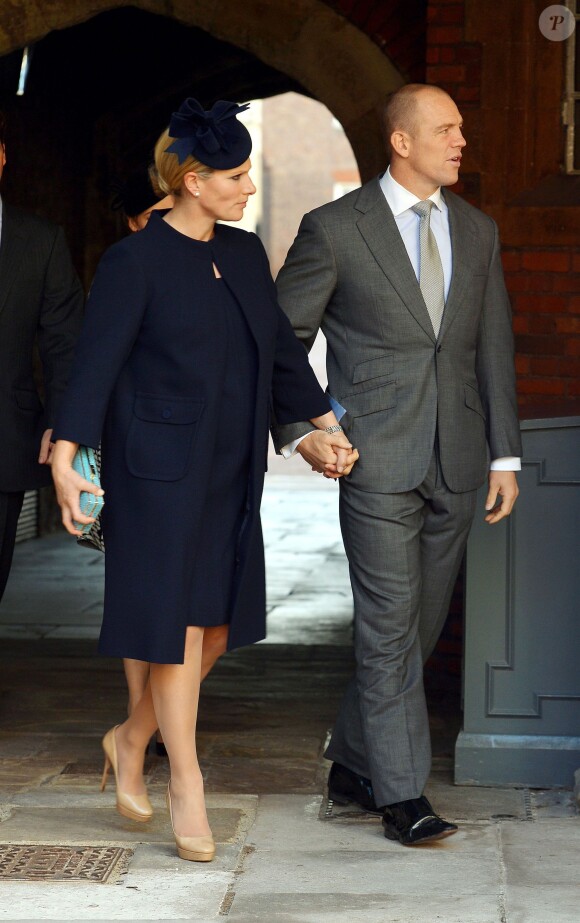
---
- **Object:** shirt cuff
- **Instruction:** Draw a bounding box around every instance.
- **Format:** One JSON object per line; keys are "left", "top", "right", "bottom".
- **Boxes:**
{"left": 490, "top": 457, "right": 521, "bottom": 471}
{"left": 280, "top": 431, "right": 316, "bottom": 458}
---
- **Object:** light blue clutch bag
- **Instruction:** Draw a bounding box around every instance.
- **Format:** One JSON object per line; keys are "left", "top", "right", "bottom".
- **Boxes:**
{"left": 71, "top": 445, "right": 104, "bottom": 543}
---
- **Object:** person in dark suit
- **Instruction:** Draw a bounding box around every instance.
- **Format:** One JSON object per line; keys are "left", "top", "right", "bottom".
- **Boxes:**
{"left": 0, "top": 110, "right": 83, "bottom": 604}
{"left": 51, "top": 97, "right": 356, "bottom": 863}
{"left": 273, "top": 84, "right": 521, "bottom": 845}
{"left": 110, "top": 166, "right": 174, "bottom": 233}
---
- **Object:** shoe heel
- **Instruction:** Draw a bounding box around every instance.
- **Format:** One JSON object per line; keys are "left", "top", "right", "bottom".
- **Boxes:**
{"left": 328, "top": 789, "right": 351, "bottom": 806}
{"left": 100, "top": 755, "right": 111, "bottom": 793}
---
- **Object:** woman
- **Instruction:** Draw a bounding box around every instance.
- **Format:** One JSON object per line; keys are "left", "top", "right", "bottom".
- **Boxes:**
{"left": 51, "top": 97, "right": 357, "bottom": 863}
{"left": 111, "top": 164, "right": 175, "bottom": 754}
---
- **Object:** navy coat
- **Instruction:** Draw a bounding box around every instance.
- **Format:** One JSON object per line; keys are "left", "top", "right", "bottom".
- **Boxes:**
{"left": 53, "top": 215, "right": 329, "bottom": 663}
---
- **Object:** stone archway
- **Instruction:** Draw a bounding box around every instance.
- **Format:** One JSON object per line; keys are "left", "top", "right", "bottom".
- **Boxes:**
{"left": 0, "top": 0, "right": 404, "bottom": 181}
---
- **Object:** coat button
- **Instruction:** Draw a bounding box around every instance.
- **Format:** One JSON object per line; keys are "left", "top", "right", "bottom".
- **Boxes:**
{"left": 436, "top": 345, "right": 442, "bottom": 353}
{"left": 162, "top": 408, "right": 172, "bottom": 419}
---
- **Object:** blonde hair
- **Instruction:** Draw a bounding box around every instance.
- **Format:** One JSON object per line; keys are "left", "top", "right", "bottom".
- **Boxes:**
{"left": 153, "top": 128, "right": 214, "bottom": 196}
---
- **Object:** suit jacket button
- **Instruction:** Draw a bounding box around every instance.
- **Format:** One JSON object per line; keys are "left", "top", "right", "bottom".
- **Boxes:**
{"left": 436, "top": 345, "right": 442, "bottom": 353}
{"left": 162, "top": 408, "right": 172, "bottom": 419}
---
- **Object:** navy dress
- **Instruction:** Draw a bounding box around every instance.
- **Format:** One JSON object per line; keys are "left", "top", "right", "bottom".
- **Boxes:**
{"left": 53, "top": 214, "right": 330, "bottom": 663}
{"left": 189, "top": 278, "right": 256, "bottom": 627}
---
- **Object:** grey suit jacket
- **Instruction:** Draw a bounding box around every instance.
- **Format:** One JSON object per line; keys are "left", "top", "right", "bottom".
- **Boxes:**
{"left": 274, "top": 178, "right": 522, "bottom": 494}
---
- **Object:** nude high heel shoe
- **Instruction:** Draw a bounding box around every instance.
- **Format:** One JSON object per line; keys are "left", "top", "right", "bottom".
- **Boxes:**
{"left": 100, "top": 725, "right": 153, "bottom": 822}
{"left": 166, "top": 781, "right": 215, "bottom": 862}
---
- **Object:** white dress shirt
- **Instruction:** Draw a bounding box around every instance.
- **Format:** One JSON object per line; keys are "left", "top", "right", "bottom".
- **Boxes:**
{"left": 282, "top": 169, "right": 520, "bottom": 472}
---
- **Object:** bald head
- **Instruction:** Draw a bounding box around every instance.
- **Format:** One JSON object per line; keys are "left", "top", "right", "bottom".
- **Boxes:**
{"left": 383, "top": 84, "right": 453, "bottom": 145}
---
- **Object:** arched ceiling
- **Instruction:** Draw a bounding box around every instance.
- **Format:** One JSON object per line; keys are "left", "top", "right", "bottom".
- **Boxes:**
{"left": 0, "top": 0, "right": 409, "bottom": 178}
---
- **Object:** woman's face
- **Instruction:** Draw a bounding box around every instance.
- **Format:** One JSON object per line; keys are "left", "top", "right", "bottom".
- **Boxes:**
{"left": 191, "top": 160, "right": 256, "bottom": 222}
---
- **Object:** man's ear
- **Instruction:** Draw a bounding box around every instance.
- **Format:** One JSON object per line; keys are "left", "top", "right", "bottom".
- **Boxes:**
{"left": 391, "top": 131, "right": 410, "bottom": 159}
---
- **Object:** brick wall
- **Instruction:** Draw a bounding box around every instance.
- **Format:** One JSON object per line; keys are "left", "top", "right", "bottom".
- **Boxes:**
{"left": 423, "top": 0, "right": 580, "bottom": 685}
{"left": 425, "top": 0, "right": 579, "bottom": 417}
{"left": 505, "top": 250, "right": 580, "bottom": 410}
{"left": 328, "top": 0, "right": 427, "bottom": 80}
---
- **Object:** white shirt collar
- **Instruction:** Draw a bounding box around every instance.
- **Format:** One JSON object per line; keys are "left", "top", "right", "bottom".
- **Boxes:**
{"left": 379, "top": 166, "right": 444, "bottom": 217}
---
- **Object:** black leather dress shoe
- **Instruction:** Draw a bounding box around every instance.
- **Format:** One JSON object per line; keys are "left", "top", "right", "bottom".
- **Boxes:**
{"left": 382, "top": 796, "right": 458, "bottom": 845}
{"left": 327, "top": 762, "right": 381, "bottom": 814}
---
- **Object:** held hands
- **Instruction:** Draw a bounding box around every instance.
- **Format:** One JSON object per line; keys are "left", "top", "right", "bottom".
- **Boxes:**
{"left": 51, "top": 440, "right": 105, "bottom": 536}
{"left": 299, "top": 410, "right": 359, "bottom": 478}
{"left": 484, "top": 470, "right": 519, "bottom": 524}
{"left": 297, "top": 430, "right": 359, "bottom": 478}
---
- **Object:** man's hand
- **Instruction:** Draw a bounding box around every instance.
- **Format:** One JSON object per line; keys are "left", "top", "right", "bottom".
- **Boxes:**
{"left": 39, "top": 428, "right": 54, "bottom": 465}
{"left": 484, "top": 470, "right": 519, "bottom": 524}
{"left": 296, "top": 430, "right": 358, "bottom": 477}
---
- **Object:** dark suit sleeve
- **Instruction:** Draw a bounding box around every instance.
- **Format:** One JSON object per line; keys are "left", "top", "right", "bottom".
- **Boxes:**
{"left": 52, "top": 244, "right": 148, "bottom": 448}
{"left": 475, "top": 220, "right": 522, "bottom": 459}
{"left": 36, "top": 226, "right": 84, "bottom": 427}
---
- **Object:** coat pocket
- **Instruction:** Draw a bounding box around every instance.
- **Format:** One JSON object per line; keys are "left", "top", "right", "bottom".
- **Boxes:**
{"left": 352, "top": 354, "right": 394, "bottom": 385}
{"left": 126, "top": 393, "right": 204, "bottom": 481}
{"left": 342, "top": 380, "right": 397, "bottom": 419}
{"left": 14, "top": 389, "right": 43, "bottom": 413}
{"left": 464, "top": 383, "right": 486, "bottom": 420}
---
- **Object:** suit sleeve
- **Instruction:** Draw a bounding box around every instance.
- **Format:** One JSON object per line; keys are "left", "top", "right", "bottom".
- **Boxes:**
{"left": 475, "top": 220, "right": 522, "bottom": 459}
{"left": 252, "top": 234, "right": 329, "bottom": 426}
{"left": 36, "top": 226, "right": 85, "bottom": 427}
{"left": 271, "top": 212, "right": 338, "bottom": 449}
{"left": 52, "top": 244, "right": 148, "bottom": 448}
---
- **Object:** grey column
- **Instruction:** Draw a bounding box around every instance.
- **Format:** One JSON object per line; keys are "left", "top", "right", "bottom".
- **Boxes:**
{"left": 455, "top": 416, "right": 580, "bottom": 788}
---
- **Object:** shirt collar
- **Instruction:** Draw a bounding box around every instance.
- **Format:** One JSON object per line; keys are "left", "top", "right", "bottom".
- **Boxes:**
{"left": 379, "top": 166, "right": 444, "bottom": 217}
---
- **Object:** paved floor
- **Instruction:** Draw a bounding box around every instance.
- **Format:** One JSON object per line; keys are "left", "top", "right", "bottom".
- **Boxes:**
{"left": 0, "top": 475, "right": 577, "bottom": 922}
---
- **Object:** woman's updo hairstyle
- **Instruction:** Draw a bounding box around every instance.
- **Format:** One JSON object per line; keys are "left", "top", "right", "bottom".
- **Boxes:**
{"left": 153, "top": 128, "right": 213, "bottom": 198}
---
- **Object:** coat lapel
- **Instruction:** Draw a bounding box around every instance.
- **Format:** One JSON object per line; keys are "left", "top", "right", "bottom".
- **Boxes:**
{"left": 211, "top": 231, "right": 274, "bottom": 354}
{"left": 355, "top": 181, "right": 436, "bottom": 344}
{"left": 439, "top": 189, "right": 479, "bottom": 339}
{"left": 0, "top": 205, "right": 28, "bottom": 319}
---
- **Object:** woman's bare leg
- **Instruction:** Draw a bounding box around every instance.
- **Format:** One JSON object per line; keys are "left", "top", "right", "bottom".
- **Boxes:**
{"left": 113, "top": 680, "right": 157, "bottom": 796}
{"left": 123, "top": 659, "right": 150, "bottom": 715}
{"left": 200, "top": 625, "right": 228, "bottom": 681}
{"left": 150, "top": 626, "right": 210, "bottom": 836}
{"left": 112, "top": 625, "right": 228, "bottom": 815}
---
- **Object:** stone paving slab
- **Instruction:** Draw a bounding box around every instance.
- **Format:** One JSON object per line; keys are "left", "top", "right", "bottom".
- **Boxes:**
{"left": 0, "top": 476, "right": 577, "bottom": 922}
{"left": 0, "top": 869, "right": 233, "bottom": 921}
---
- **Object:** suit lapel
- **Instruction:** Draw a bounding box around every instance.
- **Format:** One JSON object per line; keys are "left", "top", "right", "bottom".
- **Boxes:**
{"left": 0, "top": 205, "right": 28, "bottom": 319}
{"left": 355, "top": 181, "right": 436, "bottom": 344}
{"left": 439, "top": 189, "right": 479, "bottom": 339}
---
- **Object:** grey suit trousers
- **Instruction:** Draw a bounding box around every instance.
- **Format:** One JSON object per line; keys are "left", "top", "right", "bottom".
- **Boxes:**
{"left": 325, "top": 446, "right": 477, "bottom": 807}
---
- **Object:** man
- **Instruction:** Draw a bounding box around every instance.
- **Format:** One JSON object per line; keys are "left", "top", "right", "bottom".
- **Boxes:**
{"left": 0, "top": 110, "right": 84, "bottom": 603}
{"left": 274, "top": 84, "right": 521, "bottom": 845}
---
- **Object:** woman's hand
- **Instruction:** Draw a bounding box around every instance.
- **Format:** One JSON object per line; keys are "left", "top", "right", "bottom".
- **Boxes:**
{"left": 51, "top": 440, "right": 105, "bottom": 536}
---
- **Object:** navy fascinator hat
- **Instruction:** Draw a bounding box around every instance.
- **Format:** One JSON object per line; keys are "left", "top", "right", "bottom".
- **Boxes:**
{"left": 165, "top": 98, "right": 252, "bottom": 170}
